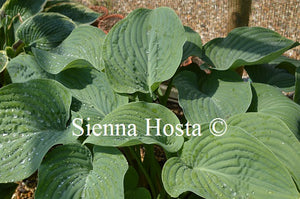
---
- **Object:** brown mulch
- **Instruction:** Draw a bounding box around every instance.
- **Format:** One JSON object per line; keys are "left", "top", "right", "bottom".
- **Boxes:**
{"left": 12, "top": 172, "right": 37, "bottom": 199}
{"left": 90, "top": 5, "right": 124, "bottom": 34}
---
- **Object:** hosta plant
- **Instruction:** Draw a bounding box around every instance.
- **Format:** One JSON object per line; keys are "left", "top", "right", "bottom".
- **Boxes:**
{"left": 0, "top": 1, "right": 300, "bottom": 199}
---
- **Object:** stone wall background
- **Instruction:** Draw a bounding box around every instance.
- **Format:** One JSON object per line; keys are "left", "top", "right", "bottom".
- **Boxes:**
{"left": 79, "top": 0, "right": 300, "bottom": 59}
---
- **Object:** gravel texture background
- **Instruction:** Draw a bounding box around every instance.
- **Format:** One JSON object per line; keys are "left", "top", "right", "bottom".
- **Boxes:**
{"left": 78, "top": 0, "right": 300, "bottom": 60}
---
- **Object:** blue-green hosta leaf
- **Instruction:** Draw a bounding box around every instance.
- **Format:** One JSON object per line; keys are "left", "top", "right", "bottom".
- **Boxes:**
{"left": 245, "top": 63, "right": 295, "bottom": 92}
{"left": 296, "top": 67, "right": 300, "bottom": 105}
{"left": 0, "top": 50, "right": 8, "bottom": 73}
{"left": 1, "top": 0, "right": 46, "bottom": 21}
{"left": 55, "top": 62, "right": 128, "bottom": 124}
{"left": 174, "top": 70, "right": 252, "bottom": 123}
{"left": 203, "top": 27, "right": 299, "bottom": 70}
{"left": 124, "top": 166, "right": 139, "bottom": 191}
{"left": 182, "top": 26, "right": 202, "bottom": 62}
{"left": 6, "top": 53, "right": 54, "bottom": 82}
{"left": 125, "top": 188, "right": 152, "bottom": 199}
{"left": 102, "top": 7, "right": 186, "bottom": 94}
{"left": 16, "top": 12, "right": 76, "bottom": 50}
{"left": 228, "top": 113, "right": 300, "bottom": 187}
{"left": 44, "top": 0, "right": 74, "bottom": 8}
{"left": 269, "top": 56, "right": 300, "bottom": 104}
{"left": 269, "top": 55, "right": 300, "bottom": 71}
{"left": 32, "top": 25, "right": 106, "bottom": 73}
{"left": 162, "top": 125, "right": 299, "bottom": 199}
{"left": 0, "top": 79, "right": 76, "bottom": 183}
{"left": 35, "top": 144, "right": 128, "bottom": 199}
{"left": 251, "top": 83, "right": 300, "bottom": 139}
{"left": 124, "top": 167, "right": 151, "bottom": 199}
{"left": 45, "top": 2, "right": 101, "bottom": 24}
{"left": 84, "top": 102, "right": 184, "bottom": 153}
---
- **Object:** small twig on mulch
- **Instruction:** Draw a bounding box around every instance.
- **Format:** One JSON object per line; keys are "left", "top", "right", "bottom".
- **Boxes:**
{"left": 90, "top": 5, "right": 124, "bottom": 34}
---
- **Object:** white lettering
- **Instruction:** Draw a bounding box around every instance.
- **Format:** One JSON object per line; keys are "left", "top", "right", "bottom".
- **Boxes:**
{"left": 145, "top": 118, "right": 161, "bottom": 136}
{"left": 175, "top": 124, "right": 184, "bottom": 136}
{"left": 191, "top": 124, "right": 201, "bottom": 136}
{"left": 92, "top": 124, "right": 102, "bottom": 136}
{"left": 163, "top": 124, "right": 174, "bottom": 136}
{"left": 127, "top": 124, "right": 137, "bottom": 136}
{"left": 72, "top": 118, "right": 84, "bottom": 136}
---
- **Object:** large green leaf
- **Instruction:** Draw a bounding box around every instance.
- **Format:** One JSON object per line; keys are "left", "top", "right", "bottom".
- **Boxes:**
{"left": 124, "top": 167, "right": 151, "bottom": 199}
{"left": 296, "top": 67, "right": 300, "bottom": 105}
{"left": 35, "top": 144, "right": 128, "bottom": 199}
{"left": 250, "top": 83, "right": 300, "bottom": 139}
{"left": 32, "top": 25, "right": 106, "bottom": 73}
{"left": 268, "top": 55, "right": 300, "bottom": 72}
{"left": 102, "top": 7, "right": 186, "bottom": 94}
{"left": 0, "top": 79, "right": 75, "bottom": 183}
{"left": 1, "top": 0, "right": 47, "bottom": 42}
{"left": 1, "top": 0, "right": 46, "bottom": 21}
{"left": 6, "top": 53, "right": 54, "bottom": 82}
{"left": 203, "top": 27, "right": 298, "bottom": 70}
{"left": 7, "top": 56, "right": 126, "bottom": 123}
{"left": 162, "top": 124, "right": 299, "bottom": 199}
{"left": 0, "top": 50, "right": 8, "bottom": 73}
{"left": 44, "top": 0, "right": 76, "bottom": 8}
{"left": 45, "top": 2, "right": 101, "bottom": 24}
{"left": 228, "top": 113, "right": 300, "bottom": 187}
{"left": 174, "top": 70, "right": 252, "bottom": 123}
{"left": 181, "top": 26, "right": 203, "bottom": 62}
{"left": 16, "top": 12, "right": 76, "bottom": 50}
{"left": 269, "top": 56, "right": 300, "bottom": 104}
{"left": 245, "top": 63, "right": 295, "bottom": 92}
{"left": 84, "top": 102, "right": 184, "bottom": 152}
{"left": 55, "top": 62, "right": 128, "bottom": 124}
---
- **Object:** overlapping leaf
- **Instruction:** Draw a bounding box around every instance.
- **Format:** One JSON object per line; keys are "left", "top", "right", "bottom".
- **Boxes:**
{"left": 203, "top": 27, "right": 298, "bottom": 70}
{"left": 245, "top": 63, "right": 295, "bottom": 92}
{"left": 0, "top": 79, "right": 75, "bottom": 183}
{"left": 84, "top": 102, "right": 184, "bottom": 152}
{"left": 32, "top": 25, "right": 106, "bottom": 73}
{"left": 56, "top": 62, "right": 128, "bottom": 124}
{"left": 162, "top": 124, "right": 299, "bottom": 199}
{"left": 269, "top": 55, "right": 300, "bottom": 69}
{"left": 269, "top": 56, "right": 300, "bottom": 104}
{"left": 181, "top": 26, "right": 203, "bottom": 62}
{"left": 250, "top": 83, "right": 300, "bottom": 139}
{"left": 124, "top": 167, "right": 151, "bottom": 199}
{"left": 16, "top": 12, "right": 76, "bottom": 50}
{"left": 102, "top": 7, "right": 186, "bottom": 94}
{"left": 228, "top": 113, "right": 300, "bottom": 187}
{"left": 45, "top": 2, "right": 101, "bottom": 24}
{"left": 174, "top": 70, "right": 252, "bottom": 123}
{"left": 35, "top": 144, "right": 128, "bottom": 199}
{"left": 7, "top": 55, "right": 126, "bottom": 124}
{"left": 6, "top": 53, "right": 54, "bottom": 82}
{"left": 44, "top": 0, "right": 77, "bottom": 8}
{"left": 296, "top": 67, "right": 300, "bottom": 104}
{"left": 1, "top": 0, "right": 47, "bottom": 21}
{"left": 0, "top": 50, "right": 8, "bottom": 72}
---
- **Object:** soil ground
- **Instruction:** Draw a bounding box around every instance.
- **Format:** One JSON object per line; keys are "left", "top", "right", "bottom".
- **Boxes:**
{"left": 79, "top": 0, "right": 300, "bottom": 60}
